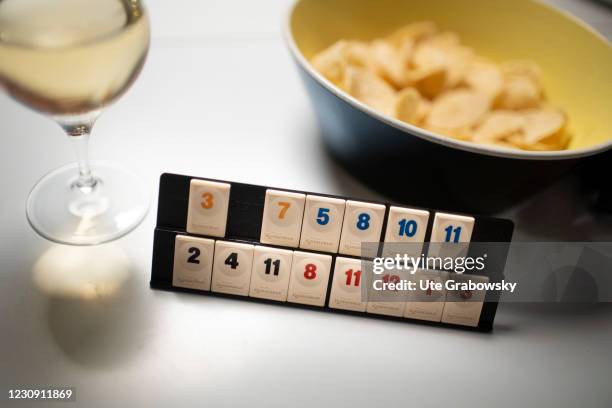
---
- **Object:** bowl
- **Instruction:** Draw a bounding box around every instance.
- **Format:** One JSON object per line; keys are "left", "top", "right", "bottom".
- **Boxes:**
{"left": 285, "top": 0, "right": 612, "bottom": 213}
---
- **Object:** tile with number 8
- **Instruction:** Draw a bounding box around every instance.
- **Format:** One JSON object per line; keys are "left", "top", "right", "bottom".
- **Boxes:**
{"left": 382, "top": 206, "right": 430, "bottom": 258}
{"left": 338, "top": 201, "right": 386, "bottom": 257}
{"left": 172, "top": 235, "right": 215, "bottom": 291}
{"left": 287, "top": 251, "right": 332, "bottom": 307}
{"left": 211, "top": 241, "right": 254, "bottom": 296}
{"left": 299, "top": 195, "right": 346, "bottom": 253}
{"left": 186, "top": 179, "right": 231, "bottom": 237}
{"left": 329, "top": 257, "right": 368, "bottom": 312}
{"left": 249, "top": 246, "right": 293, "bottom": 302}
{"left": 260, "top": 190, "right": 305, "bottom": 248}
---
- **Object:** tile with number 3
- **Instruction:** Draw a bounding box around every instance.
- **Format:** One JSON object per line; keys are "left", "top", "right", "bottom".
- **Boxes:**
{"left": 172, "top": 235, "right": 215, "bottom": 291}
{"left": 249, "top": 246, "right": 293, "bottom": 302}
{"left": 287, "top": 251, "right": 332, "bottom": 307}
{"left": 260, "top": 190, "right": 305, "bottom": 248}
{"left": 186, "top": 179, "right": 231, "bottom": 237}
{"left": 211, "top": 241, "right": 254, "bottom": 296}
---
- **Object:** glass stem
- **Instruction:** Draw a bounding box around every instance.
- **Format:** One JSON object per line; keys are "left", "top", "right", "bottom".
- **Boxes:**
{"left": 55, "top": 111, "right": 100, "bottom": 194}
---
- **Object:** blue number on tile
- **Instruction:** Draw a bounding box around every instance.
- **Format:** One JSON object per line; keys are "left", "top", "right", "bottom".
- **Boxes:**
{"left": 398, "top": 219, "right": 417, "bottom": 237}
{"left": 356, "top": 213, "right": 370, "bottom": 230}
{"left": 316, "top": 208, "right": 330, "bottom": 225}
{"left": 444, "top": 225, "right": 462, "bottom": 243}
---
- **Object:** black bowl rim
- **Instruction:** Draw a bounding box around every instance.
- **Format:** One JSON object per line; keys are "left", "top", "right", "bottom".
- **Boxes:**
{"left": 283, "top": 0, "right": 612, "bottom": 161}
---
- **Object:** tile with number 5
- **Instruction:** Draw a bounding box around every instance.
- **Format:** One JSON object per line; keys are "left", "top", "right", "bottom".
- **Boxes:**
{"left": 329, "top": 257, "right": 368, "bottom": 312}
{"left": 260, "top": 190, "right": 305, "bottom": 248}
{"left": 186, "top": 179, "right": 231, "bottom": 237}
{"left": 287, "top": 251, "right": 332, "bottom": 307}
{"left": 249, "top": 246, "right": 293, "bottom": 302}
{"left": 211, "top": 241, "right": 254, "bottom": 296}
{"left": 338, "top": 200, "right": 386, "bottom": 257}
{"left": 299, "top": 195, "right": 346, "bottom": 253}
{"left": 172, "top": 235, "right": 215, "bottom": 291}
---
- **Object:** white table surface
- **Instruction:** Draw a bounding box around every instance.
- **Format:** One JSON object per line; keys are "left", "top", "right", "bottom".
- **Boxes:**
{"left": 1, "top": 1, "right": 611, "bottom": 407}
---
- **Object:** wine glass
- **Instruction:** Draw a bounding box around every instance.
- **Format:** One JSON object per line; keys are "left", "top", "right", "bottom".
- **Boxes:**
{"left": 0, "top": 0, "right": 151, "bottom": 245}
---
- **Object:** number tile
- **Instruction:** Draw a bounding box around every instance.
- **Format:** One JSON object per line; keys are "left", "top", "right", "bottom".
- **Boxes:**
{"left": 186, "top": 179, "right": 231, "bottom": 237}
{"left": 287, "top": 251, "right": 332, "bottom": 307}
{"left": 441, "top": 273, "right": 488, "bottom": 327}
{"left": 382, "top": 206, "right": 430, "bottom": 258}
{"left": 172, "top": 235, "right": 215, "bottom": 291}
{"left": 329, "top": 257, "right": 368, "bottom": 312}
{"left": 260, "top": 189, "right": 306, "bottom": 248}
{"left": 249, "top": 246, "right": 293, "bottom": 302}
{"left": 366, "top": 265, "right": 412, "bottom": 317}
{"left": 299, "top": 195, "right": 346, "bottom": 253}
{"left": 404, "top": 270, "right": 449, "bottom": 322}
{"left": 211, "top": 241, "right": 254, "bottom": 296}
{"left": 428, "top": 212, "right": 475, "bottom": 259}
{"left": 338, "top": 200, "right": 386, "bottom": 257}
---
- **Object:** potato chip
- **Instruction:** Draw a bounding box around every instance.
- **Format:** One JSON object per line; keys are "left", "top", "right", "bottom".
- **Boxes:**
{"left": 370, "top": 40, "right": 410, "bottom": 88}
{"left": 386, "top": 21, "right": 438, "bottom": 48}
{"left": 426, "top": 89, "right": 491, "bottom": 130}
{"left": 521, "top": 108, "right": 566, "bottom": 144}
{"left": 407, "top": 66, "right": 447, "bottom": 99}
{"left": 344, "top": 66, "right": 397, "bottom": 116}
{"left": 464, "top": 59, "right": 503, "bottom": 99}
{"left": 311, "top": 41, "right": 348, "bottom": 87}
{"left": 501, "top": 60, "right": 543, "bottom": 85}
{"left": 394, "top": 88, "right": 421, "bottom": 124}
{"left": 496, "top": 75, "right": 541, "bottom": 110}
{"left": 473, "top": 110, "right": 524, "bottom": 141}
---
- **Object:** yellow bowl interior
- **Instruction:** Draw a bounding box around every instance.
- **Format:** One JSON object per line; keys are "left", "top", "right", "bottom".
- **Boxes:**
{"left": 290, "top": 0, "right": 612, "bottom": 151}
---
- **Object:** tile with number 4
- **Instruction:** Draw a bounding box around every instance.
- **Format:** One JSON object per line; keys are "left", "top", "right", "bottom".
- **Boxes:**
{"left": 172, "top": 235, "right": 215, "bottom": 291}
{"left": 299, "top": 195, "right": 346, "bottom": 253}
{"left": 249, "top": 246, "right": 293, "bottom": 302}
{"left": 338, "top": 200, "right": 386, "bottom": 257}
{"left": 186, "top": 179, "right": 231, "bottom": 237}
{"left": 211, "top": 241, "right": 254, "bottom": 296}
{"left": 260, "top": 190, "right": 305, "bottom": 248}
{"left": 329, "top": 257, "right": 368, "bottom": 312}
{"left": 287, "top": 251, "right": 332, "bottom": 307}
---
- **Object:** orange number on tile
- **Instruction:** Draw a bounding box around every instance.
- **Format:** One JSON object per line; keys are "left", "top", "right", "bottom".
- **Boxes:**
{"left": 201, "top": 192, "right": 214, "bottom": 209}
{"left": 278, "top": 201, "right": 291, "bottom": 219}
{"left": 304, "top": 263, "right": 317, "bottom": 280}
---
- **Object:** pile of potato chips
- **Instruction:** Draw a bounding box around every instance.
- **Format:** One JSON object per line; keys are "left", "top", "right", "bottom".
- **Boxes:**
{"left": 311, "top": 21, "right": 569, "bottom": 151}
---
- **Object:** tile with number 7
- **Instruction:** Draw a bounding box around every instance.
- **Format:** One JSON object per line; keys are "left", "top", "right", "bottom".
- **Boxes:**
{"left": 287, "top": 251, "right": 332, "bottom": 307}
{"left": 329, "top": 257, "right": 368, "bottom": 312}
{"left": 260, "top": 189, "right": 305, "bottom": 248}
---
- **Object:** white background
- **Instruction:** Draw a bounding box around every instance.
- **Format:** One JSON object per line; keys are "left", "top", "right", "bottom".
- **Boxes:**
{"left": 1, "top": 0, "right": 611, "bottom": 407}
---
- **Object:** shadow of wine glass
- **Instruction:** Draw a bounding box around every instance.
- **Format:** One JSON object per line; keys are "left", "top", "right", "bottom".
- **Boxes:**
{"left": 32, "top": 243, "right": 152, "bottom": 369}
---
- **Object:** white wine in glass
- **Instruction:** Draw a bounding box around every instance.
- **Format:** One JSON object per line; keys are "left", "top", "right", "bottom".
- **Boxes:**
{"left": 0, "top": 0, "right": 151, "bottom": 245}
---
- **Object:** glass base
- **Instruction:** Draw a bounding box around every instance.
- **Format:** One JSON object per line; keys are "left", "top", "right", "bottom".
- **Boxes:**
{"left": 26, "top": 161, "right": 149, "bottom": 245}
